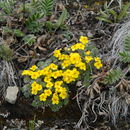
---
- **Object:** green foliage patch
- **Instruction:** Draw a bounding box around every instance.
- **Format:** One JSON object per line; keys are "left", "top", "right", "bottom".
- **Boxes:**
{"left": 96, "top": 1, "right": 130, "bottom": 23}
{"left": 119, "top": 35, "right": 130, "bottom": 63}
{"left": 104, "top": 69, "right": 122, "bottom": 84}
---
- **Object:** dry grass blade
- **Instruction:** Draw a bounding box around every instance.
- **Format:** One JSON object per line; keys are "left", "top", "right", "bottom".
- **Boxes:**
{"left": 107, "top": 21, "right": 130, "bottom": 68}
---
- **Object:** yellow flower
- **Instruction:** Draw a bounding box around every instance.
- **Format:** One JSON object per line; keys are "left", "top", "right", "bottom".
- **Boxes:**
{"left": 94, "top": 61, "right": 103, "bottom": 69}
{"left": 31, "top": 85, "right": 40, "bottom": 95}
{"left": 76, "top": 43, "right": 85, "bottom": 50}
{"left": 53, "top": 49, "right": 61, "bottom": 58}
{"left": 46, "top": 82, "right": 53, "bottom": 88}
{"left": 39, "top": 93, "right": 47, "bottom": 101}
{"left": 44, "top": 76, "right": 52, "bottom": 83}
{"left": 58, "top": 87, "right": 67, "bottom": 99}
{"left": 55, "top": 86, "right": 63, "bottom": 93}
{"left": 31, "top": 72, "right": 39, "bottom": 79}
{"left": 31, "top": 82, "right": 42, "bottom": 95}
{"left": 31, "top": 81, "right": 37, "bottom": 88}
{"left": 76, "top": 62, "right": 86, "bottom": 70}
{"left": 58, "top": 54, "right": 69, "bottom": 60}
{"left": 52, "top": 93, "right": 59, "bottom": 104}
{"left": 60, "top": 87, "right": 67, "bottom": 92}
{"left": 37, "top": 84, "right": 42, "bottom": 91}
{"left": 94, "top": 57, "right": 101, "bottom": 62}
{"left": 37, "top": 70, "right": 42, "bottom": 76}
{"left": 71, "top": 43, "right": 85, "bottom": 51}
{"left": 63, "top": 76, "right": 72, "bottom": 83}
{"left": 62, "top": 68, "right": 79, "bottom": 83}
{"left": 41, "top": 67, "right": 52, "bottom": 77}
{"left": 31, "top": 87, "right": 38, "bottom": 95}
{"left": 79, "top": 36, "right": 89, "bottom": 44}
{"left": 69, "top": 53, "right": 81, "bottom": 64}
{"left": 51, "top": 70, "right": 63, "bottom": 79}
{"left": 48, "top": 63, "right": 58, "bottom": 70}
{"left": 41, "top": 67, "right": 50, "bottom": 75}
{"left": 30, "top": 65, "right": 37, "bottom": 71}
{"left": 85, "top": 56, "right": 93, "bottom": 63}
{"left": 59, "top": 91, "right": 67, "bottom": 99}
{"left": 85, "top": 51, "right": 91, "bottom": 55}
{"left": 44, "top": 89, "right": 52, "bottom": 96}
{"left": 61, "top": 60, "right": 71, "bottom": 69}
{"left": 72, "top": 68, "right": 80, "bottom": 78}
{"left": 47, "top": 70, "right": 53, "bottom": 77}
{"left": 71, "top": 45, "right": 77, "bottom": 51}
{"left": 22, "top": 70, "right": 32, "bottom": 76}
{"left": 54, "top": 81, "right": 63, "bottom": 88}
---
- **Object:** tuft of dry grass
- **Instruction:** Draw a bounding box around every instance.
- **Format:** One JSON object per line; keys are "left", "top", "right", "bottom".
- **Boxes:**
{"left": 75, "top": 21, "right": 130, "bottom": 129}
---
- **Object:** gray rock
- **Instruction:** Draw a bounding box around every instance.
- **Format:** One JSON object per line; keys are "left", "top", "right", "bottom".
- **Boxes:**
{"left": 5, "top": 86, "right": 19, "bottom": 104}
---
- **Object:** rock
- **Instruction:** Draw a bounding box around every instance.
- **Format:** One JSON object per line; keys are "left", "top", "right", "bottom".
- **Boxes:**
{"left": 5, "top": 86, "right": 19, "bottom": 104}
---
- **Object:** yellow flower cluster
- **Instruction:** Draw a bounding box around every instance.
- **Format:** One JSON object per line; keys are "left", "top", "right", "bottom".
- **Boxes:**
{"left": 22, "top": 36, "right": 103, "bottom": 107}
{"left": 30, "top": 65, "right": 37, "bottom": 71}
{"left": 39, "top": 89, "right": 52, "bottom": 101}
{"left": 94, "top": 57, "right": 103, "bottom": 69}
{"left": 63, "top": 68, "right": 80, "bottom": 83}
{"left": 79, "top": 36, "right": 89, "bottom": 44}
{"left": 85, "top": 56, "right": 93, "bottom": 63}
{"left": 39, "top": 80, "right": 68, "bottom": 104}
{"left": 70, "top": 36, "right": 89, "bottom": 51}
{"left": 52, "top": 93, "right": 59, "bottom": 104}
{"left": 53, "top": 49, "right": 61, "bottom": 58}
{"left": 22, "top": 63, "right": 69, "bottom": 104}
{"left": 31, "top": 81, "right": 42, "bottom": 95}
{"left": 71, "top": 43, "right": 85, "bottom": 51}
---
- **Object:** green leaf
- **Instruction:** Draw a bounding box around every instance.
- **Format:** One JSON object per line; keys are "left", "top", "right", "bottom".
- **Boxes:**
{"left": 104, "top": 69, "right": 122, "bottom": 84}
{"left": 23, "top": 76, "right": 31, "bottom": 83}
{"left": 96, "top": 16, "right": 112, "bottom": 23}
{"left": 82, "top": 69, "right": 91, "bottom": 87}
{"left": 13, "top": 29, "right": 24, "bottom": 37}
{"left": 37, "top": 59, "right": 53, "bottom": 69}
{"left": 100, "top": 10, "right": 109, "bottom": 18}
{"left": 21, "top": 84, "right": 31, "bottom": 98}
{"left": 32, "top": 100, "right": 39, "bottom": 107}
{"left": 86, "top": 45, "right": 99, "bottom": 57}
{"left": 50, "top": 102, "right": 63, "bottom": 112}
{"left": 0, "top": 13, "right": 6, "bottom": 22}
{"left": 2, "top": 27, "right": 13, "bottom": 34}
{"left": 37, "top": 61, "right": 46, "bottom": 68}
{"left": 26, "top": 13, "right": 43, "bottom": 33}
{"left": 124, "top": 35, "right": 130, "bottom": 51}
{"left": 32, "top": 96, "right": 43, "bottom": 107}
{"left": 44, "top": 21, "right": 55, "bottom": 31}
{"left": 29, "top": 120, "right": 35, "bottom": 130}
{"left": 108, "top": 9, "right": 118, "bottom": 22}
{"left": 0, "top": 44, "right": 13, "bottom": 61}
{"left": 62, "top": 31, "right": 72, "bottom": 40}
{"left": 119, "top": 51, "right": 130, "bottom": 63}
{"left": 0, "top": 0, "right": 16, "bottom": 15}
{"left": 39, "top": 0, "right": 53, "bottom": 15}
{"left": 55, "top": 9, "right": 68, "bottom": 28}
{"left": 63, "top": 98, "right": 69, "bottom": 105}
{"left": 117, "top": 3, "right": 130, "bottom": 22}
{"left": 104, "top": 1, "right": 109, "bottom": 12}
{"left": 23, "top": 34, "right": 36, "bottom": 46}
{"left": 43, "top": 99, "right": 51, "bottom": 107}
